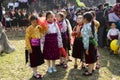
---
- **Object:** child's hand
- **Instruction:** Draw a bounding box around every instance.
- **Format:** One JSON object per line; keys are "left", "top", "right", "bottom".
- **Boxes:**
{"left": 86, "top": 49, "right": 89, "bottom": 55}
{"left": 108, "top": 38, "right": 112, "bottom": 40}
{"left": 110, "top": 38, "right": 112, "bottom": 40}
{"left": 94, "top": 46, "right": 98, "bottom": 50}
{"left": 28, "top": 49, "right": 32, "bottom": 54}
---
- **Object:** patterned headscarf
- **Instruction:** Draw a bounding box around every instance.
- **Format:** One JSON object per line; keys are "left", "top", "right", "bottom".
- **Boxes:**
{"left": 110, "top": 3, "right": 120, "bottom": 18}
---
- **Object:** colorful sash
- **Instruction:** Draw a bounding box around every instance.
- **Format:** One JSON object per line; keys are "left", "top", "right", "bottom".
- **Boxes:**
{"left": 31, "top": 39, "right": 40, "bottom": 46}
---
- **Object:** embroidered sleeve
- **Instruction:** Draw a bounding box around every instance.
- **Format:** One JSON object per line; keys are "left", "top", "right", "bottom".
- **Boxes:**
{"left": 56, "top": 23, "right": 63, "bottom": 48}
{"left": 66, "top": 19, "right": 72, "bottom": 39}
{"left": 107, "top": 29, "right": 111, "bottom": 39}
{"left": 62, "top": 20, "right": 67, "bottom": 32}
{"left": 82, "top": 26, "right": 89, "bottom": 50}
{"left": 25, "top": 27, "right": 31, "bottom": 50}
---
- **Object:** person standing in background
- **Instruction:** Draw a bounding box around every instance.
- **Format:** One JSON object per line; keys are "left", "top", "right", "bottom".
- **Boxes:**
{"left": 0, "top": 3, "right": 2, "bottom": 22}
{"left": 96, "top": 4, "right": 106, "bottom": 48}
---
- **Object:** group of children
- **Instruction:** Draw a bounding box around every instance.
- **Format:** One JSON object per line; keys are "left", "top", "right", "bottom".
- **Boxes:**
{"left": 25, "top": 10, "right": 100, "bottom": 79}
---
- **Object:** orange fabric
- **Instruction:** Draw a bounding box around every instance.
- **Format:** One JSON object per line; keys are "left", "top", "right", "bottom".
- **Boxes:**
{"left": 59, "top": 48, "right": 68, "bottom": 58}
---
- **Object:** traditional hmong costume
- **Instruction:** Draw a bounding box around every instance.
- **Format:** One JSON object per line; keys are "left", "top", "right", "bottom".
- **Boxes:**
{"left": 43, "top": 22, "right": 63, "bottom": 60}
{"left": 81, "top": 23, "right": 97, "bottom": 64}
{"left": 57, "top": 19, "right": 72, "bottom": 54}
{"left": 107, "top": 28, "right": 119, "bottom": 47}
{"left": 25, "top": 25, "right": 47, "bottom": 67}
{"left": 107, "top": 28, "right": 119, "bottom": 40}
{"left": 72, "top": 24, "right": 84, "bottom": 61}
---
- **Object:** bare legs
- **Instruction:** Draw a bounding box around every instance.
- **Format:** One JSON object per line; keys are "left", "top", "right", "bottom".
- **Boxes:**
{"left": 46, "top": 60, "right": 57, "bottom": 73}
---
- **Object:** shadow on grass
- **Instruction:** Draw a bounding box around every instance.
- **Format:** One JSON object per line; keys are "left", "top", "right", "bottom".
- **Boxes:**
{"left": 67, "top": 68, "right": 100, "bottom": 80}
{"left": 0, "top": 52, "right": 12, "bottom": 57}
{"left": 0, "top": 52, "right": 5, "bottom": 56}
{"left": 43, "top": 67, "right": 67, "bottom": 80}
{"left": 29, "top": 67, "right": 67, "bottom": 80}
{"left": 29, "top": 76, "right": 42, "bottom": 80}
{"left": 100, "top": 48, "right": 120, "bottom": 76}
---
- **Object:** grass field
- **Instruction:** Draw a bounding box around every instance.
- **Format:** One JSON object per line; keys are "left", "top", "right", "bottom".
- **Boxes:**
{"left": 0, "top": 36, "right": 120, "bottom": 80}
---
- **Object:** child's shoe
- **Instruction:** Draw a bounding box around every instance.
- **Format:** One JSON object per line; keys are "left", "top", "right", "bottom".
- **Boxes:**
{"left": 63, "top": 64, "right": 68, "bottom": 69}
{"left": 33, "top": 74, "right": 42, "bottom": 79}
{"left": 56, "top": 62, "right": 64, "bottom": 66}
{"left": 52, "top": 67, "right": 57, "bottom": 72}
{"left": 47, "top": 67, "right": 52, "bottom": 73}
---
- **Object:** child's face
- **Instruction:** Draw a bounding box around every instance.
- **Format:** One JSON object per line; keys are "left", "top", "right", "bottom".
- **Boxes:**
{"left": 56, "top": 14, "right": 63, "bottom": 22}
{"left": 82, "top": 17, "right": 87, "bottom": 24}
{"left": 31, "top": 20, "right": 38, "bottom": 26}
{"left": 47, "top": 14, "right": 54, "bottom": 22}
{"left": 77, "top": 16, "right": 83, "bottom": 24}
{"left": 111, "top": 23, "right": 116, "bottom": 28}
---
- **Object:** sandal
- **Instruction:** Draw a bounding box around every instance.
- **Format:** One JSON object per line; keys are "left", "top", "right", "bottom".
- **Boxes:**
{"left": 63, "top": 64, "right": 68, "bottom": 69}
{"left": 81, "top": 65, "right": 86, "bottom": 70}
{"left": 56, "top": 62, "right": 64, "bottom": 66}
{"left": 33, "top": 74, "right": 42, "bottom": 79}
{"left": 83, "top": 71, "right": 92, "bottom": 76}
{"left": 96, "top": 64, "right": 100, "bottom": 69}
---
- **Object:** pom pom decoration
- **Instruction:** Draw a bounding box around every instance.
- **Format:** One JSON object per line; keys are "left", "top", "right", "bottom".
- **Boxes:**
{"left": 38, "top": 17, "right": 46, "bottom": 27}
{"left": 38, "top": 17, "right": 48, "bottom": 32}
{"left": 59, "top": 48, "right": 68, "bottom": 58}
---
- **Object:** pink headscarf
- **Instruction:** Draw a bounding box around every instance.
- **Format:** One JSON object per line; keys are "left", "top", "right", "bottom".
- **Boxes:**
{"left": 109, "top": 3, "right": 120, "bottom": 18}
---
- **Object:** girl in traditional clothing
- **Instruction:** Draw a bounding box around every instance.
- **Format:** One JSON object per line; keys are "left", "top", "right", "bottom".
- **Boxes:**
{"left": 90, "top": 11, "right": 100, "bottom": 70}
{"left": 61, "top": 10, "right": 73, "bottom": 61}
{"left": 43, "top": 11, "right": 63, "bottom": 73}
{"left": 72, "top": 15, "right": 84, "bottom": 69}
{"left": 107, "top": 22, "right": 119, "bottom": 41}
{"left": 107, "top": 22, "right": 119, "bottom": 54}
{"left": 81, "top": 12, "right": 98, "bottom": 76}
{"left": 25, "top": 15, "right": 47, "bottom": 79}
{"left": 56, "top": 12, "right": 69, "bottom": 68}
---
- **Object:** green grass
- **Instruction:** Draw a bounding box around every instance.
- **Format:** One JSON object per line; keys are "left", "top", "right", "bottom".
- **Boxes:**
{"left": 0, "top": 37, "right": 120, "bottom": 80}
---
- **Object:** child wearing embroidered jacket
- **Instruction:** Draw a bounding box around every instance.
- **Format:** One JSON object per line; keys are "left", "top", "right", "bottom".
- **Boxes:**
{"left": 43, "top": 11, "right": 63, "bottom": 73}
{"left": 107, "top": 22, "right": 119, "bottom": 41}
{"left": 107, "top": 22, "right": 119, "bottom": 54}
{"left": 72, "top": 15, "right": 84, "bottom": 69}
{"left": 25, "top": 15, "right": 48, "bottom": 79}
{"left": 56, "top": 12, "right": 69, "bottom": 68}
{"left": 81, "top": 12, "right": 98, "bottom": 76}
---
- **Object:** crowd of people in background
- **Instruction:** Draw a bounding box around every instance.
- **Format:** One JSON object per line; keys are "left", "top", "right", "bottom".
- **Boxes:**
{"left": 0, "top": 0, "right": 120, "bottom": 79}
